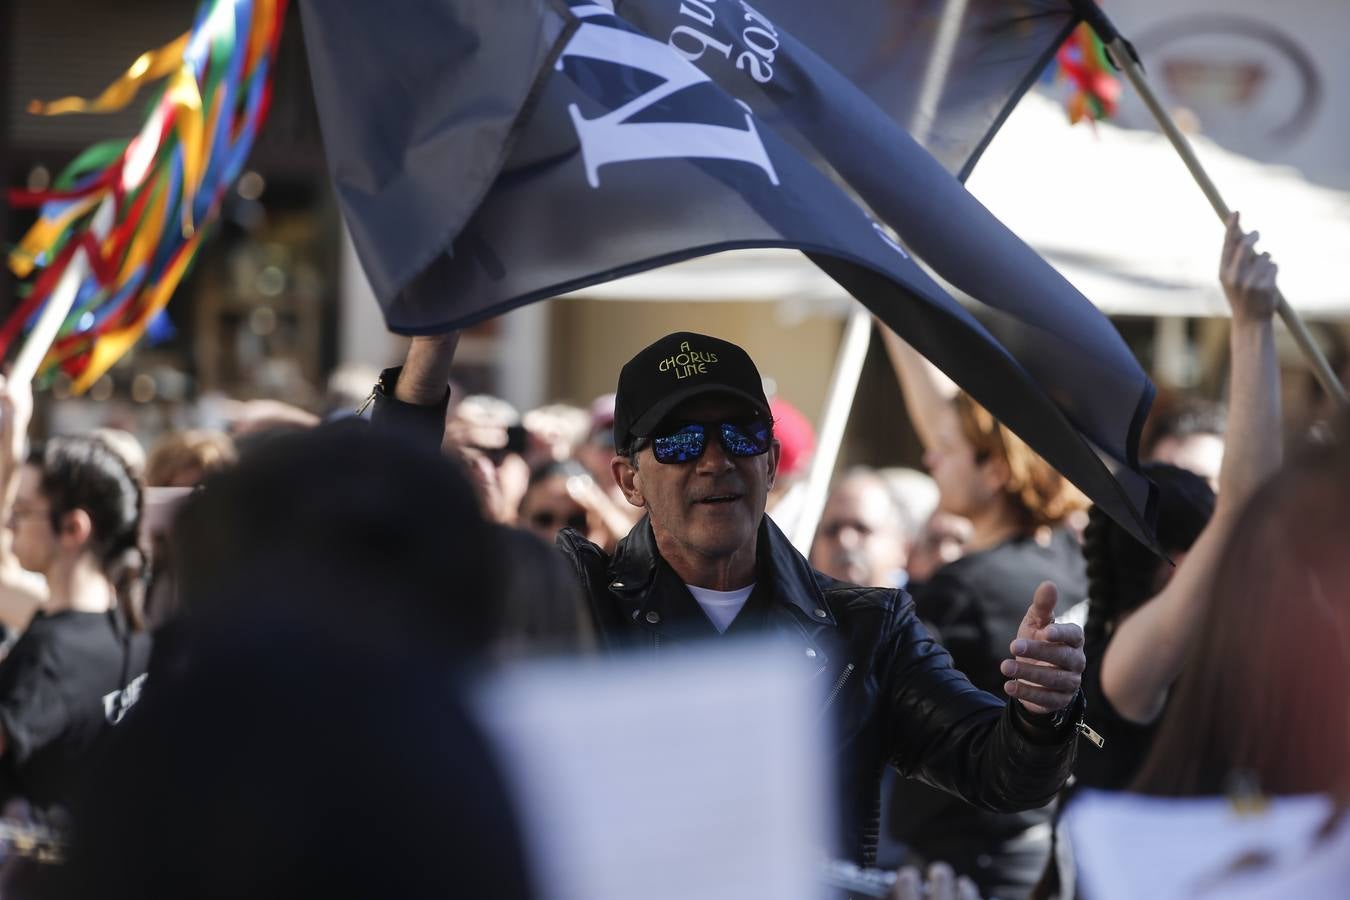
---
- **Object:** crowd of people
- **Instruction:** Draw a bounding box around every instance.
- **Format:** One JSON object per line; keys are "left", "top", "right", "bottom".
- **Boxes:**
{"left": 0, "top": 213, "right": 1339, "bottom": 899}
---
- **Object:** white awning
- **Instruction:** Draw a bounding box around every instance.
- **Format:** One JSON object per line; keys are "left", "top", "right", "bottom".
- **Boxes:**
{"left": 564, "top": 92, "right": 1350, "bottom": 321}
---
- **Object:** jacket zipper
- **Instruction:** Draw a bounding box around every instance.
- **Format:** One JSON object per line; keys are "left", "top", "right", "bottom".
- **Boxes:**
{"left": 1077, "top": 720, "right": 1106, "bottom": 749}
{"left": 819, "top": 663, "right": 855, "bottom": 719}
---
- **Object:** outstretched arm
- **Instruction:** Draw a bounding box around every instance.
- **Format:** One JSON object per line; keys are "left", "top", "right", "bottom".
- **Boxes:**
{"left": 876, "top": 320, "right": 957, "bottom": 452}
{"left": 1100, "top": 212, "right": 1282, "bottom": 724}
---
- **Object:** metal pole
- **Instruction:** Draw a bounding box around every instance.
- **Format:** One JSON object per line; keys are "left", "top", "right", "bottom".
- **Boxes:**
{"left": 1102, "top": 35, "right": 1347, "bottom": 407}
{"left": 788, "top": 0, "right": 971, "bottom": 555}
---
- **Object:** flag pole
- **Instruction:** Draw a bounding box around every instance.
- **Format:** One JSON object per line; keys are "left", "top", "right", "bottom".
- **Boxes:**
{"left": 788, "top": 0, "right": 971, "bottom": 555}
{"left": 1076, "top": 2, "right": 1349, "bottom": 408}
{"left": 8, "top": 250, "right": 86, "bottom": 387}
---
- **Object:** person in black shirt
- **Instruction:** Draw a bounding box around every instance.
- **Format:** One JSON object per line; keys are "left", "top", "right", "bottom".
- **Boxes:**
{"left": 0, "top": 376, "right": 151, "bottom": 815}
{"left": 878, "top": 327, "right": 1089, "bottom": 899}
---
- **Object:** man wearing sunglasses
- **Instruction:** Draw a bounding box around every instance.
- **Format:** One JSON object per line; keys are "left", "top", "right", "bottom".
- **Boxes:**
{"left": 371, "top": 330, "right": 1086, "bottom": 867}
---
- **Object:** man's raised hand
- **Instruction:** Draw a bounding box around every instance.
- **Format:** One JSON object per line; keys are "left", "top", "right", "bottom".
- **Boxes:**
{"left": 999, "top": 581, "right": 1085, "bottom": 715}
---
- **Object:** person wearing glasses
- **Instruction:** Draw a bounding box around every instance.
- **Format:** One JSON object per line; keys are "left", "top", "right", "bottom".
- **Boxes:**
{"left": 369, "top": 330, "right": 1087, "bottom": 866}
{"left": 0, "top": 376, "right": 152, "bottom": 821}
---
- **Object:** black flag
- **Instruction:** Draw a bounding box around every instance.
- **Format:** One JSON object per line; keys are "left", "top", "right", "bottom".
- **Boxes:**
{"left": 305, "top": 0, "right": 1157, "bottom": 549}
{"left": 300, "top": 0, "right": 574, "bottom": 304}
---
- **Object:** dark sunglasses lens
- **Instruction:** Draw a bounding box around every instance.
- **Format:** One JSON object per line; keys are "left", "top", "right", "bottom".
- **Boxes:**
{"left": 652, "top": 424, "right": 706, "bottom": 463}
{"left": 720, "top": 420, "right": 770, "bottom": 457}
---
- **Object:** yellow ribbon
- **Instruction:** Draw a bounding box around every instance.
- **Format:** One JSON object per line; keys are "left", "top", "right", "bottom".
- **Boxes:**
{"left": 70, "top": 230, "right": 203, "bottom": 393}
{"left": 28, "top": 33, "right": 191, "bottom": 116}
{"left": 115, "top": 178, "right": 171, "bottom": 287}
{"left": 8, "top": 195, "right": 100, "bottom": 278}
{"left": 165, "top": 68, "right": 206, "bottom": 237}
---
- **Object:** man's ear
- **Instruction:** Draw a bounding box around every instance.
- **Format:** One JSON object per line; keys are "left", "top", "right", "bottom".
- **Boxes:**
{"left": 611, "top": 454, "right": 647, "bottom": 509}
{"left": 765, "top": 439, "right": 782, "bottom": 492}
{"left": 58, "top": 508, "right": 94, "bottom": 552}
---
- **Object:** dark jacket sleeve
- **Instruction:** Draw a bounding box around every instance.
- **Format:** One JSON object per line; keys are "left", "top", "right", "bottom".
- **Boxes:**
{"left": 368, "top": 366, "right": 451, "bottom": 453}
{"left": 879, "top": 591, "right": 1078, "bottom": 814}
{"left": 554, "top": 528, "right": 629, "bottom": 653}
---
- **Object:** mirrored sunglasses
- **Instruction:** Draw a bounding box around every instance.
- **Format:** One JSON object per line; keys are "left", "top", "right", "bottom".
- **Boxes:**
{"left": 646, "top": 420, "right": 771, "bottom": 464}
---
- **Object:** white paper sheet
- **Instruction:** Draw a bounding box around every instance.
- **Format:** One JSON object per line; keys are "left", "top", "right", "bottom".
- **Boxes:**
{"left": 1065, "top": 789, "right": 1341, "bottom": 900}
{"left": 472, "top": 640, "right": 832, "bottom": 900}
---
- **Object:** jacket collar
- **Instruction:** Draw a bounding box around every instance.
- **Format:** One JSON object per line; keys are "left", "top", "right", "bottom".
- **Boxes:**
{"left": 606, "top": 514, "right": 838, "bottom": 633}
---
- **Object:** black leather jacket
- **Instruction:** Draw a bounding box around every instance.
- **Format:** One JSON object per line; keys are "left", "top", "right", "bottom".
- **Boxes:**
{"left": 557, "top": 514, "right": 1082, "bottom": 864}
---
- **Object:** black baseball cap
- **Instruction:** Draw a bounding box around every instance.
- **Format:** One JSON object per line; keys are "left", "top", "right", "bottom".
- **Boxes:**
{"left": 613, "top": 332, "right": 771, "bottom": 453}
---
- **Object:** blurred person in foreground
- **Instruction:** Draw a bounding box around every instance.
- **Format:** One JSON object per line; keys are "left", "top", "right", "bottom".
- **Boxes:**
{"left": 0, "top": 376, "right": 152, "bottom": 820}
{"left": 878, "top": 322, "right": 1089, "bottom": 897}
{"left": 810, "top": 467, "right": 915, "bottom": 589}
{"left": 60, "top": 421, "right": 586, "bottom": 898}
{"left": 1129, "top": 338, "right": 1341, "bottom": 797}
{"left": 372, "top": 330, "right": 1089, "bottom": 866}
{"left": 1110, "top": 414, "right": 1350, "bottom": 895}
{"left": 68, "top": 578, "right": 534, "bottom": 900}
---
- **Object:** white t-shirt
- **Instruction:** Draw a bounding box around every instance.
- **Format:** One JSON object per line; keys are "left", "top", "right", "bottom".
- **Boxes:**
{"left": 686, "top": 583, "right": 755, "bottom": 634}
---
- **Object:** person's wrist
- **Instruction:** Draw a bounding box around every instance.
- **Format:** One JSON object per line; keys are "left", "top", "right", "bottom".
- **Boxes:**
{"left": 1229, "top": 310, "right": 1274, "bottom": 330}
{"left": 1011, "top": 690, "right": 1083, "bottom": 743}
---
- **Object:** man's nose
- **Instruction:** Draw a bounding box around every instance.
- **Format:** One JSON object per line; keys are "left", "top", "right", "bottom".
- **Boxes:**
{"left": 695, "top": 434, "right": 734, "bottom": 472}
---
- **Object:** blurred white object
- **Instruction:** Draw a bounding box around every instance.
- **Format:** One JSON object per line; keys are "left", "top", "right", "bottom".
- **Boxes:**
{"left": 1065, "top": 789, "right": 1342, "bottom": 900}
{"left": 473, "top": 640, "right": 831, "bottom": 900}
{"left": 969, "top": 92, "right": 1350, "bottom": 319}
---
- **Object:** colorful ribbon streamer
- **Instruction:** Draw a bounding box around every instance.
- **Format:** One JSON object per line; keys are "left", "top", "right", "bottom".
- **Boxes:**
{"left": 1054, "top": 21, "right": 1120, "bottom": 125}
{"left": 5, "top": 0, "right": 286, "bottom": 393}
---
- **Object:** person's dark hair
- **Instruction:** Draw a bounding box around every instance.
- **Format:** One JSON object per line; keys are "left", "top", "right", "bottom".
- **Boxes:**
{"left": 1081, "top": 463, "right": 1215, "bottom": 649}
{"left": 171, "top": 422, "right": 504, "bottom": 652}
{"left": 31, "top": 436, "right": 148, "bottom": 630}
{"left": 1130, "top": 422, "right": 1350, "bottom": 798}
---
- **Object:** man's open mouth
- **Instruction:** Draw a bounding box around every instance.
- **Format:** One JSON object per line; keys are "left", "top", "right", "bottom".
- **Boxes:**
{"left": 697, "top": 493, "right": 742, "bottom": 505}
